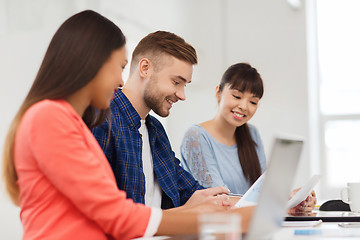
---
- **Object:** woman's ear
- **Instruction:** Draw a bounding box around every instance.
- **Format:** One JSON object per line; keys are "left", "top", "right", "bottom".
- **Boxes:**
{"left": 138, "top": 58, "right": 151, "bottom": 79}
{"left": 215, "top": 85, "right": 221, "bottom": 103}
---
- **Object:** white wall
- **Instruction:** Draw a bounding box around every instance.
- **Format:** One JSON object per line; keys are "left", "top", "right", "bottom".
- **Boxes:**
{"left": 167, "top": 0, "right": 311, "bottom": 189}
{"left": 0, "top": 0, "right": 311, "bottom": 238}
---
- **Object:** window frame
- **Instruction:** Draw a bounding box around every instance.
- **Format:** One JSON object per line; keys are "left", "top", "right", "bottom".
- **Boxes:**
{"left": 307, "top": 0, "right": 360, "bottom": 199}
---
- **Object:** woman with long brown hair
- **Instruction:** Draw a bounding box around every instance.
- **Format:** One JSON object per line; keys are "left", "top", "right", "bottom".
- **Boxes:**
{"left": 2, "top": 11, "right": 254, "bottom": 240}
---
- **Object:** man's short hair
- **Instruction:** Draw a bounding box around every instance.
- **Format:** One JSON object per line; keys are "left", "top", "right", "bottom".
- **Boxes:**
{"left": 130, "top": 31, "right": 198, "bottom": 73}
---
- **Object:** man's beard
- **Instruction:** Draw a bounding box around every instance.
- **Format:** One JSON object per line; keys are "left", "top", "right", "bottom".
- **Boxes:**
{"left": 143, "top": 77, "right": 170, "bottom": 117}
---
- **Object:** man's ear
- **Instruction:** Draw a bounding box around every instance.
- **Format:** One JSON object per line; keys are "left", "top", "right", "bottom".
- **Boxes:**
{"left": 215, "top": 85, "right": 221, "bottom": 103}
{"left": 139, "top": 58, "right": 151, "bottom": 79}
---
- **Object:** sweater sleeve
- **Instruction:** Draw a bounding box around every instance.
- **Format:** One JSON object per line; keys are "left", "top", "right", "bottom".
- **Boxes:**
{"left": 180, "top": 125, "right": 227, "bottom": 189}
{"left": 28, "top": 102, "right": 153, "bottom": 239}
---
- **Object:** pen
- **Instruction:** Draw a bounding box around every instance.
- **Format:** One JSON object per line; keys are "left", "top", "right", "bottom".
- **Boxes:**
{"left": 227, "top": 193, "right": 243, "bottom": 197}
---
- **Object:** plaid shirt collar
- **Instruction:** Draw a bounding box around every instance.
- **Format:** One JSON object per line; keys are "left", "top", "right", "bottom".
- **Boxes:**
{"left": 113, "top": 90, "right": 155, "bottom": 131}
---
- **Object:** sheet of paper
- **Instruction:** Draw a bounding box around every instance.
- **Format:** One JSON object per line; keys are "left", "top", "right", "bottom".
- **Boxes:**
{"left": 235, "top": 172, "right": 265, "bottom": 208}
{"left": 286, "top": 174, "right": 321, "bottom": 209}
{"left": 235, "top": 174, "right": 320, "bottom": 209}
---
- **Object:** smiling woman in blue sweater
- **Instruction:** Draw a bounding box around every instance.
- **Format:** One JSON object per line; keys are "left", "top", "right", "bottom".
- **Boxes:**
{"left": 181, "top": 63, "right": 265, "bottom": 195}
{"left": 181, "top": 63, "right": 316, "bottom": 212}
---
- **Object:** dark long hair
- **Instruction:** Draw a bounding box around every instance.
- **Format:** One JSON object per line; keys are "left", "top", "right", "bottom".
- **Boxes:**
{"left": 219, "top": 63, "right": 264, "bottom": 185}
{"left": 2, "top": 10, "right": 126, "bottom": 205}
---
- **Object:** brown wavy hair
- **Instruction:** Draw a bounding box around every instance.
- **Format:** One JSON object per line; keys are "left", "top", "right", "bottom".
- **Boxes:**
{"left": 2, "top": 10, "right": 126, "bottom": 205}
{"left": 219, "top": 63, "right": 264, "bottom": 185}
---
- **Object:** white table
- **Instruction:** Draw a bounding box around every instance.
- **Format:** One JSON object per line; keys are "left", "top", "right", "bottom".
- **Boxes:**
{"left": 273, "top": 222, "right": 360, "bottom": 239}
{"left": 135, "top": 210, "right": 360, "bottom": 240}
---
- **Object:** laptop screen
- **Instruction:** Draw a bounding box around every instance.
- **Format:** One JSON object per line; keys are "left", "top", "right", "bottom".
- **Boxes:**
{"left": 245, "top": 137, "right": 303, "bottom": 240}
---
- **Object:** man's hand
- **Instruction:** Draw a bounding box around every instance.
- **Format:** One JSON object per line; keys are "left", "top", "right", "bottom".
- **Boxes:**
{"left": 183, "top": 186, "right": 231, "bottom": 209}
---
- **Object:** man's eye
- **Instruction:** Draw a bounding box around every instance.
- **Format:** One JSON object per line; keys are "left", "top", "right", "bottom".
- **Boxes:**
{"left": 174, "top": 81, "right": 180, "bottom": 85}
{"left": 250, "top": 101, "right": 258, "bottom": 105}
{"left": 232, "top": 95, "right": 240, "bottom": 99}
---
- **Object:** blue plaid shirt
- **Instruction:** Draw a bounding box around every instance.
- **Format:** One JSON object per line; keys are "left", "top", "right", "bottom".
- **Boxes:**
{"left": 92, "top": 90, "right": 204, "bottom": 209}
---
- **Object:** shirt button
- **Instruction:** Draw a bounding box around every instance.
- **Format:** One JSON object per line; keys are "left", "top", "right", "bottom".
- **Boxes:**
{"left": 139, "top": 133, "right": 142, "bottom": 138}
{"left": 141, "top": 192, "right": 145, "bottom": 196}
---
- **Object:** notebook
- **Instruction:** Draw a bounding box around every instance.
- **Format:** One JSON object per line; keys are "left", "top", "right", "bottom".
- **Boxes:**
{"left": 243, "top": 136, "right": 304, "bottom": 240}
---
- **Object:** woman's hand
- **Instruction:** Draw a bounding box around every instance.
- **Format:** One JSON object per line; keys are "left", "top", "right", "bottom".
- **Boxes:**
{"left": 288, "top": 189, "right": 317, "bottom": 214}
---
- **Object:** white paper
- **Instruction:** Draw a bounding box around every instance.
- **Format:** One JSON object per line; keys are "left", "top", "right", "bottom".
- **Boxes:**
{"left": 235, "top": 173, "right": 265, "bottom": 208}
{"left": 235, "top": 174, "right": 320, "bottom": 209}
{"left": 286, "top": 174, "right": 321, "bottom": 209}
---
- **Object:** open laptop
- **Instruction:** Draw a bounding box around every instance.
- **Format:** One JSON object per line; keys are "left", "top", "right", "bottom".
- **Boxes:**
{"left": 244, "top": 136, "right": 304, "bottom": 240}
